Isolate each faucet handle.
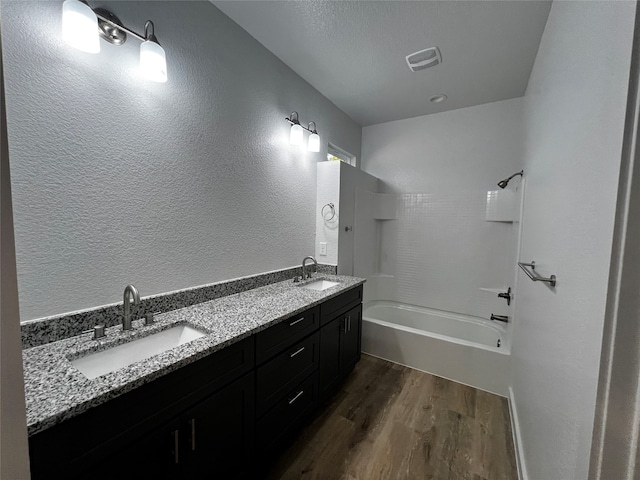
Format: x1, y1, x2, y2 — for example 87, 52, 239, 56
144, 312, 156, 326
93, 325, 106, 340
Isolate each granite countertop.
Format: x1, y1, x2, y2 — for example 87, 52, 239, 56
23, 274, 365, 436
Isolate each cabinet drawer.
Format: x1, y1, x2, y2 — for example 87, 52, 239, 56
256, 331, 319, 417
320, 285, 363, 326
256, 306, 319, 364
256, 372, 318, 454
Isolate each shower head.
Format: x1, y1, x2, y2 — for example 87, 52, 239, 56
497, 170, 523, 189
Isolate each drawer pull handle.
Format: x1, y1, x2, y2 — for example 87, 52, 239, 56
190, 418, 196, 451
348, 315, 351, 332
173, 429, 179, 464
289, 317, 305, 327
290, 346, 305, 358
289, 390, 304, 405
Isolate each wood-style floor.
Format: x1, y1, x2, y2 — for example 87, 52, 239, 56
264, 354, 518, 480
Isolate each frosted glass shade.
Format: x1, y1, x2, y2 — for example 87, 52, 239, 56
289, 123, 303, 145
308, 132, 320, 152
140, 40, 167, 83
62, 0, 100, 54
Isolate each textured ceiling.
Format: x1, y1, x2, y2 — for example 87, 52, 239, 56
214, 1, 552, 126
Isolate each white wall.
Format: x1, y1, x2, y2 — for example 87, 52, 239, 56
315, 162, 341, 266
315, 161, 379, 274
512, 2, 635, 479
0, 1, 361, 321
337, 162, 379, 276
361, 98, 524, 322
362, 97, 524, 195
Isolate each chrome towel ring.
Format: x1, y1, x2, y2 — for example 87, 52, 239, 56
321, 203, 336, 220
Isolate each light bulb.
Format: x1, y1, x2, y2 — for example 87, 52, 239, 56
140, 40, 167, 83
62, 0, 100, 54
308, 132, 320, 152
290, 123, 303, 145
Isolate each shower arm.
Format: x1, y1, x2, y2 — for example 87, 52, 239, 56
505, 170, 524, 182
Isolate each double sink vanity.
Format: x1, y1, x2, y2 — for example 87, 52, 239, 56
24, 271, 364, 479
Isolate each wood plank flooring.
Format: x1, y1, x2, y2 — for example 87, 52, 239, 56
263, 354, 518, 480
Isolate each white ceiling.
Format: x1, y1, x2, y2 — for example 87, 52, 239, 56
214, 1, 551, 126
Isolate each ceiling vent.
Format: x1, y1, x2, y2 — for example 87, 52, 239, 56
405, 47, 442, 72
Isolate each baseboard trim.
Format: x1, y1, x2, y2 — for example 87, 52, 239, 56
508, 386, 528, 480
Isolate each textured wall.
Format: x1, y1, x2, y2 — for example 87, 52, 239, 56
511, 2, 635, 479
0, 1, 361, 321
360, 98, 524, 322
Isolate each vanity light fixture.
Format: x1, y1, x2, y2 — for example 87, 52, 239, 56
61, 0, 168, 83
287, 111, 304, 145
62, 0, 100, 53
285, 112, 321, 151
139, 21, 167, 83
307, 122, 320, 152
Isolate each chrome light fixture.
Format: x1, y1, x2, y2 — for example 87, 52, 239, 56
61, 0, 168, 83
285, 112, 321, 151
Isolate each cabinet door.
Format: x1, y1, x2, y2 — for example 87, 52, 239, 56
77, 418, 182, 480
319, 314, 342, 401
340, 304, 362, 373
181, 373, 254, 479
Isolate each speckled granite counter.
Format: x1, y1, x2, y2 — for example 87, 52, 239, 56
23, 274, 365, 436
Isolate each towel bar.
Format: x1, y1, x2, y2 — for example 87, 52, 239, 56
518, 261, 556, 287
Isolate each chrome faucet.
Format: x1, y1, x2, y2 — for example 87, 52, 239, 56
498, 287, 512, 306
122, 284, 140, 331
302, 256, 318, 280
490, 314, 509, 323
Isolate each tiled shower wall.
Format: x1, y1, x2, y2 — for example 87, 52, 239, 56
377, 191, 518, 320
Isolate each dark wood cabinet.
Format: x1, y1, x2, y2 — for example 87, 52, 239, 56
340, 304, 362, 372
319, 304, 362, 402
83, 417, 182, 480
74, 373, 254, 480
180, 373, 254, 478
256, 331, 319, 416
256, 372, 318, 455
28, 286, 363, 479
256, 306, 319, 363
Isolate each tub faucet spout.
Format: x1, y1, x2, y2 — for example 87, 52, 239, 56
490, 314, 509, 323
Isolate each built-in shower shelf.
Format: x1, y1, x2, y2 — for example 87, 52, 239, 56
371, 273, 395, 279
485, 189, 519, 222
479, 287, 509, 294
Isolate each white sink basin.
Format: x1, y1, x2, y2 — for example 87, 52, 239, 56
302, 280, 340, 291
71, 325, 206, 379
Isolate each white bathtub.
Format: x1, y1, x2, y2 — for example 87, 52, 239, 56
362, 301, 510, 395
